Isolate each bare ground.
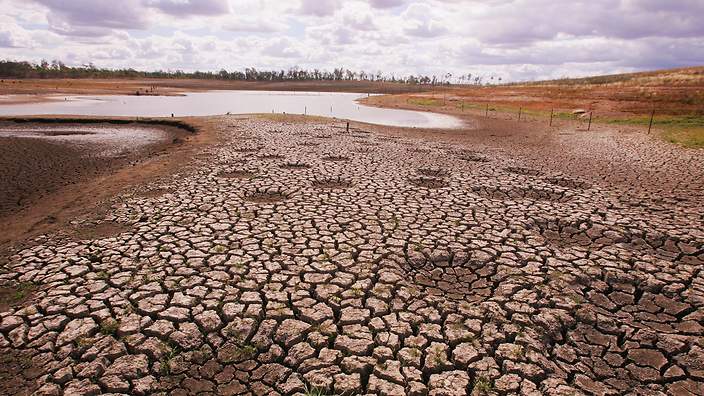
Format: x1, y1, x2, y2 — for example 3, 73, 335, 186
0, 111, 702, 395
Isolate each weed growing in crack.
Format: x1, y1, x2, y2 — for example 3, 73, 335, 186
213, 245, 227, 253
100, 319, 119, 336
8, 282, 35, 302
512, 345, 525, 359
303, 384, 328, 396
74, 336, 95, 349
412, 242, 425, 252
159, 342, 181, 376
473, 376, 494, 394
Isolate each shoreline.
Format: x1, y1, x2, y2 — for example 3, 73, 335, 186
0, 116, 207, 254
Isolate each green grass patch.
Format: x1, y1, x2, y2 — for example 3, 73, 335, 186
408, 97, 445, 106
601, 115, 704, 148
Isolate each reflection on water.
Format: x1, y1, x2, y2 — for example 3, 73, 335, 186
0, 91, 463, 129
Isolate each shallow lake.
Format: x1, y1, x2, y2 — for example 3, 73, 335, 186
0, 91, 463, 129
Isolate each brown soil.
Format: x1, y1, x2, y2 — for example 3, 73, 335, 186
0, 282, 36, 313
0, 348, 40, 396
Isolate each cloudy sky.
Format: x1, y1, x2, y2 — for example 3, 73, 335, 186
1, 0, 703, 81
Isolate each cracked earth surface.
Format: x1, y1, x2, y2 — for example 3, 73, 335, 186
1, 117, 703, 396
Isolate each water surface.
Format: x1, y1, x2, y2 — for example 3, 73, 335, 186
0, 91, 463, 129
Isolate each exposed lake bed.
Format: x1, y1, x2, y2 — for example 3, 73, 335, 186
1, 113, 702, 395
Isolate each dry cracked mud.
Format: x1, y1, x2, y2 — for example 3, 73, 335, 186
1, 117, 703, 396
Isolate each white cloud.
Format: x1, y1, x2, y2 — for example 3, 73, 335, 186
0, 0, 699, 81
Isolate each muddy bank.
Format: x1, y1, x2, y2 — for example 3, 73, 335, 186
0, 119, 200, 249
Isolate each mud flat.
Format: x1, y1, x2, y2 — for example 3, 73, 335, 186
0, 120, 191, 217
0, 114, 702, 395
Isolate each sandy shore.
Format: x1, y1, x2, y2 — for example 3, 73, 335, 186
0, 111, 702, 394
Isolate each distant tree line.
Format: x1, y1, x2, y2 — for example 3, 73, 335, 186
0, 59, 496, 86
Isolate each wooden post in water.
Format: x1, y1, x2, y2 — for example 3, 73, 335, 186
304, 106, 307, 115
549, 108, 554, 126
588, 111, 593, 131
648, 109, 655, 134
346, 122, 349, 132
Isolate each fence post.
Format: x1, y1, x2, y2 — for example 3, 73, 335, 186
485, 103, 489, 117
587, 111, 593, 131
518, 107, 522, 122
549, 108, 554, 126
346, 122, 349, 132
648, 109, 655, 134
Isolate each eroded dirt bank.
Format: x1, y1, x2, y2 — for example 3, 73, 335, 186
0, 114, 702, 395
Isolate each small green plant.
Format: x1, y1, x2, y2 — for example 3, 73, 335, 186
450, 322, 465, 331
303, 384, 328, 396
461, 334, 476, 343
160, 342, 180, 375
512, 345, 525, 359
238, 344, 257, 359
569, 294, 584, 305
213, 245, 227, 253
11, 282, 35, 302
432, 347, 445, 365
351, 286, 364, 297
392, 216, 400, 227
75, 336, 95, 348
100, 319, 120, 336
473, 376, 494, 394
